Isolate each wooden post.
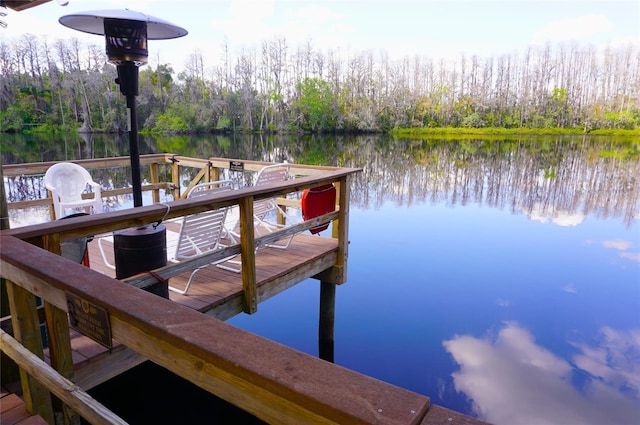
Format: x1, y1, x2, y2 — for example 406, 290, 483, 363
6, 281, 55, 424
0, 155, 8, 232
211, 163, 220, 182
41, 234, 81, 425
314, 176, 351, 285
171, 159, 180, 201
334, 176, 350, 282
45, 301, 81, 425
48, 191, 56, 221
318, 281, 336, 363
0, 157, 22, 387
238, 196, 257, 314
317, 176, 349, 361
149, 162, 160, 204
277, 203, 286, 226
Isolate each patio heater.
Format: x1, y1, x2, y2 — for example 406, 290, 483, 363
59, 10, 187, 297
59, 9, 187, 207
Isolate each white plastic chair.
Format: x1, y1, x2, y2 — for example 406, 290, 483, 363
44, 162, 103, 219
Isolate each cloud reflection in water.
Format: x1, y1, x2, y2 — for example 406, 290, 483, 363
602, 238, 640, 263
525, 203, 586, 227
443, 322, 640, 425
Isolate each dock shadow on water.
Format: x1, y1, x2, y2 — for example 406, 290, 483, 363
86, 361, 266, 424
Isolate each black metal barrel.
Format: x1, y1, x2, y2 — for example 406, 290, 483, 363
114, 224, 168, 298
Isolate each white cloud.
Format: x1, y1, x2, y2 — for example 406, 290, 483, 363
533, 13, 613, 44
443, 322, 640, 425
211, 0, 275, 46
279, 4, 352, 51
562, 284, 577, 294
210, 2, 351, 53
228, 0, 275, 20
3, 0, 639, 77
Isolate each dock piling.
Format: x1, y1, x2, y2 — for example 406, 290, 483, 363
319, 280, 336, 363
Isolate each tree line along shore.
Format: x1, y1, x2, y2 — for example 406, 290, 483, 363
1, 35, 638, 135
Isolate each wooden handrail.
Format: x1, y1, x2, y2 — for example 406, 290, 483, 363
4, 154, 173, 216
2, 154, 169, 177
0, 329, 128, 425
0, 234, 430, 424
3, 154, 354, 215
4, 170, 357, 242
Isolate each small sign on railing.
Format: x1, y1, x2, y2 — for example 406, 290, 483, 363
230, 161, 244, 172
66, 292, 113, 349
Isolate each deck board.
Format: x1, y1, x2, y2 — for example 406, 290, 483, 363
0, 391, 48, 425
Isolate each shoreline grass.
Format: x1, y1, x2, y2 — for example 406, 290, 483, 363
390, 127, 640, 137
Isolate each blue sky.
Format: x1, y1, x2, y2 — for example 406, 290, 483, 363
2, 0, 638, 72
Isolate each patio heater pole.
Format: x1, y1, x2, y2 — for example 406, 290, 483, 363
59, 11, 187, 297
117, 63, 143, 207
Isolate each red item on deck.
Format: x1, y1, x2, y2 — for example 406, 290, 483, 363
301, 184, 336, 234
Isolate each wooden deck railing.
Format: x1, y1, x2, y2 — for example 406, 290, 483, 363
5, 165, 355, 309
2, 154, 357, 215
3, 155, 171, 217
1, 160, 433, 424
3, 156, 359, 319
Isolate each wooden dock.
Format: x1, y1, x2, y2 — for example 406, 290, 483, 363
1, 156, 488, 424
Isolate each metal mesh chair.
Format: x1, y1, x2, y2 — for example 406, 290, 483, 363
251, 163, 297, 249
168, 180, 239, 294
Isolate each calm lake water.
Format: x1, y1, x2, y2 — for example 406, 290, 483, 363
3, 133, 639, 424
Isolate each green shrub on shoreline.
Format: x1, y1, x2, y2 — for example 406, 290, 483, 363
390, 127, 640, 137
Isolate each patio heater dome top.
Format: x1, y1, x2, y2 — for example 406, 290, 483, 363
58, 9, 188, 39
